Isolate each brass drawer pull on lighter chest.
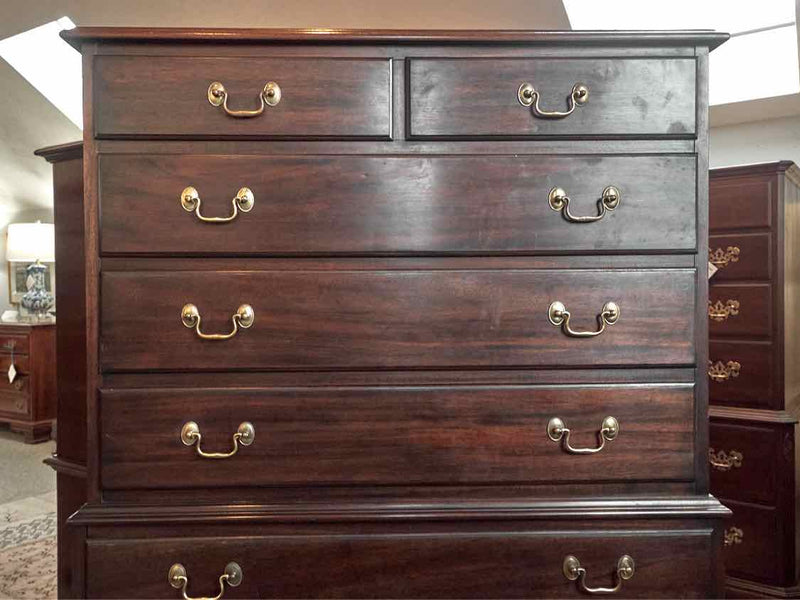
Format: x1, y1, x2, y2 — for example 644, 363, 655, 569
563, 555, 634, 595
517, 82, 589, 118
548, 301, 620, 338
547, 416, 619, 454
181, 186, 254, 223
708, 299, 740, 322
707, 360, 741, 383
724, 527, 744, 547
181, 421, 255, 459
181, 303, 254, 340
168, 562, 242, 600
548, 186, 620, 223
709, 246, 740, 269
708, 448, 743, 471
207, 80, 281, 117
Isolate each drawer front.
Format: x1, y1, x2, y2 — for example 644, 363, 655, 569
93, 56, 391, 139
0, 334, 29, 355
709, 233, 771, 281
99, 154, 697, 255
708, 284, 772, 337
86, 527, 715, 598
709, 175, 773, 230
0, 353, 30, 374
100, 269, 695, 372
408, 58, 696, 138
0, 376, 30, 416
708, 341, 778, 409
721, 501, 786, 585
709, 421, 777, 505
100, 384, 694, 490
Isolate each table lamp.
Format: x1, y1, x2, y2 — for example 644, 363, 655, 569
6, 221, 55, 320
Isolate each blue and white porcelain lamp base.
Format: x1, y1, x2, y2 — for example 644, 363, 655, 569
20, 260, 54, 321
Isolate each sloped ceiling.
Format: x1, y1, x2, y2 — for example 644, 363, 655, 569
0, 0, 570, 211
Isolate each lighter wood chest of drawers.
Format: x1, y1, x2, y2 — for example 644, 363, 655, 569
708, 161, 800, 598
55, 27, 728, 598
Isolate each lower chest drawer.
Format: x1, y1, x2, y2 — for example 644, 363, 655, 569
100, 269, 696, 372
721, 501, 791, 585
85, 524, 716, 598
100, 384, 694, 490
709, 420, 780, 505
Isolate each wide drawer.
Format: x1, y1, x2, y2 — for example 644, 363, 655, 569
93, 56, 391, 139
707, 284, 772, 338
99, 154, 697, 255
0, 333, 29, 355
708, 341, 778, 409
721, 501, 787, 585
709, 421, 778, 506
408, 58, 696, 138
708, 233, 771, 281
86, 525, 716, 598
0, 377, 29, 416
0, 353, 29, 374
100, 269, 696, 372
709, 174, 773, 231
100, 384, 694, 490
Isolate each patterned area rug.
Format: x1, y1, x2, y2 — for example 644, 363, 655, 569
0, 492, 56, 600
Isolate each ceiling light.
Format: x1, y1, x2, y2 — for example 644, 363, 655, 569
0, 17, 82, 129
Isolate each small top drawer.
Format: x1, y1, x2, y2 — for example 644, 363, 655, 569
93, 56, 391, 139
408, 58, 696, 138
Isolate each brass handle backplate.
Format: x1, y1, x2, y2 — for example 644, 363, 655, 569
708, 299, 740, 322
548, 301, 619, 338
169, 562, 242, 600
563, 555, 634, 595
207, 80, 281, 117
708, 448, 743, 471
181, 303, 254, 340
518, 82, 589, 118
708, 360, 741, 383
181, 186, 254, 223
181, 421, 255, 459
548, 186, 620, 223
547, 416, 619, 454
724, 527, 744, 547
709, 246, 740, 269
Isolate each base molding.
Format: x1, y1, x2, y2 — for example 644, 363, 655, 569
727, 576, 800, 599
70, 495, 730, 526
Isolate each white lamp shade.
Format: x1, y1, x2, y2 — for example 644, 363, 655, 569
6, 222, 55, 263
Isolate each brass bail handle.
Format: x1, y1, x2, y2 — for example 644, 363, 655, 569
181, 303, 255, 340
181, 186, 255, 223
563, 555, 635, 595
518, 82, 589, 118
548, 301, 620, 338
181, 421, 255, 459
708, 448, 743, 471
207, 81, 281, 117
547, 416, 619, 454
168, 562, 243, 600
548, 186, 620, 223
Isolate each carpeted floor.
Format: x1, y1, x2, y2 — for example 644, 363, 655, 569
0, 492, 57, 599
0, 427, 56, 505
0, 426, 57, 599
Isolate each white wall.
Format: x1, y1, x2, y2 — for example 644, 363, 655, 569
710, 114, 800, 168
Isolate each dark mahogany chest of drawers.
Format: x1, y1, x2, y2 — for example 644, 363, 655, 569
708, 161, 800, 598
55, 27, 727, 598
